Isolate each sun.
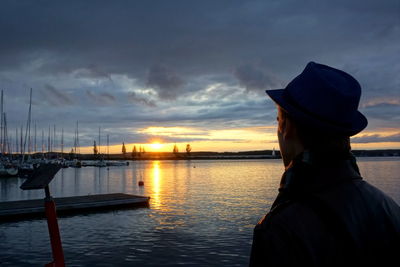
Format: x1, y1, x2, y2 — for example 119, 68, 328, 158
150, 142, 163, 150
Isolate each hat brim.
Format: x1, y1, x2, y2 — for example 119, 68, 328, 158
266, 89, 368, 136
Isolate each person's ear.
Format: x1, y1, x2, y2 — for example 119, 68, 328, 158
278, 110, 286, 134
284, 117, 297, 139
278, 107, 297, 139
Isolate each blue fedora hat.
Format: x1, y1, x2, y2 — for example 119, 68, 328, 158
266, 62, 367, 136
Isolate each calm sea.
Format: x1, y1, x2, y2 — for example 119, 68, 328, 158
1, 158, 399, 266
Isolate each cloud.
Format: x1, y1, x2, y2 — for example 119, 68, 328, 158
0, 0, 399, 149
351, 132, 400, 143
73, 65, 112, 80
128, 92, 157, 107
234, 64, 281, 92
100, 93, 115, 101
137, 126, 274, 143
86, 90, 116, 105
146, 64, 185, 100
360, 97, 400, 108
361, 103, 400, 121
41, 84, 73, 106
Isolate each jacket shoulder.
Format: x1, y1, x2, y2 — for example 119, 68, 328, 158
251, 201, 328, 266
354, 180, 400, 227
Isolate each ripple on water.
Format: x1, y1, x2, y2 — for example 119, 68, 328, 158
0, 158, 398, 266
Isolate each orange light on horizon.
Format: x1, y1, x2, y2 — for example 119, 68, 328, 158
61, 126, 400, 154
150, 141, 163, 151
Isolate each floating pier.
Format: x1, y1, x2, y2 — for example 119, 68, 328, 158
0, 193, 150, 221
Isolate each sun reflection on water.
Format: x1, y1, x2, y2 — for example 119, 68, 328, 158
151, 160, 162, 209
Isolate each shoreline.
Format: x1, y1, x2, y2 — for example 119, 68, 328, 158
2, 149, 399, 161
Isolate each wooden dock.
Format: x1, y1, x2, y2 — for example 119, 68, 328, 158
0, 193, 150, 221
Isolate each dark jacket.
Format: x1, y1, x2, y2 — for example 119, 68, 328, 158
250, 152, 400, 266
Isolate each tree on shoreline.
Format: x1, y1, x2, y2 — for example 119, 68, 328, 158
186, 144, 191, 156
93, 140, 98, 155
132, 145, 137, 158
173, 144, 179, 156
122, 142, 126, 158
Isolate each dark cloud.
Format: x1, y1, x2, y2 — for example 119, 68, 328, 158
1, 0, 397, 79
361, 103, 400, 121
0, 0, 399, 148
41, 84, 73, 106
100, 93, 116, 101
147, 64, 185, 100
351, 133, 400, 143
234, 64, 281, 92
86, 90, 116, 105
128, 92, 157, 107
73, 65, 112, 80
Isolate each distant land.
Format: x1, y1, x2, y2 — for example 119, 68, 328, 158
23, 149, 400, 161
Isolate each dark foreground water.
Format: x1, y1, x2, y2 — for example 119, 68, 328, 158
1, 158, 399, 266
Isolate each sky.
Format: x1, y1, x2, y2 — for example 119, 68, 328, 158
0, 0, 399, 153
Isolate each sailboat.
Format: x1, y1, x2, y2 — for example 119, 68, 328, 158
0, 90, 19, 177
68, 121, 82, 168
94, 126, 106, 167
18, 88, 37, 177
0, 163, 18, 177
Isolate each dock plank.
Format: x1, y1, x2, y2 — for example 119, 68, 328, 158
0, 193, 150, 221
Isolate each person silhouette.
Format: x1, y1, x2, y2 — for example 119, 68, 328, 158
250, 62, 400, 266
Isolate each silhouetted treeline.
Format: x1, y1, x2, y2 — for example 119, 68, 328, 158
5, 149, 399, 161
352, 149, 400, 157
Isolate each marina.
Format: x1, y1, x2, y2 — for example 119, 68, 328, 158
1, 1, 399, 265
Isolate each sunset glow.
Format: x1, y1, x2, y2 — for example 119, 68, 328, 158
150, 142, 163, 151
73, 125, 400, 154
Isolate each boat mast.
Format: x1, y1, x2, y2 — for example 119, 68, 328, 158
48, 125, 51, 158
15, 128, 18, 157
0, 89, 3, 155
3, 112, 7, 154
6, 113, 12, 155
73, 126, 76, 155
53, 124, 56, 157
20, 125, 23, 156
6, 121, 11, 156
28, 90, 32, 155
42, 129, 44, 158
61, 128, 64, 156
76, 121, 80, 155
22, 88, 32, 162
98, 126, 101, 155
107, 134, 109, 159
34, 122, 37, 154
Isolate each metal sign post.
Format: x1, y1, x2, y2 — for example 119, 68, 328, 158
20, 164, 65, 267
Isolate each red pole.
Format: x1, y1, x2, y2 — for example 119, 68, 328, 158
44, 191, 65, 267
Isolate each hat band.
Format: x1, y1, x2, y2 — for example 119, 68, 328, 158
282, 91, 353, 129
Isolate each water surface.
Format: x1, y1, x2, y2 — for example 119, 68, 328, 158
0, 158, 399, 266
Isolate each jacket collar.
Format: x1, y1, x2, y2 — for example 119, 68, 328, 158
279, 150, 362, 196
